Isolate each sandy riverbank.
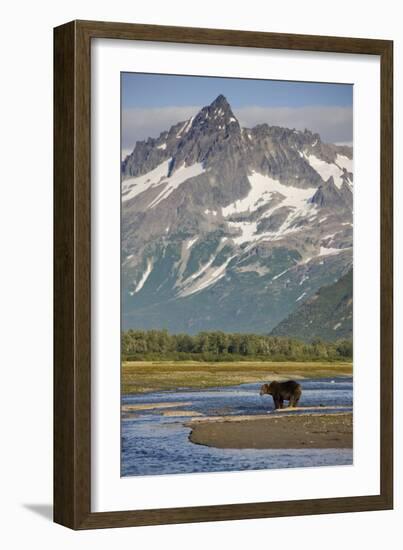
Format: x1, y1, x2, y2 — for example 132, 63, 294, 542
186, 412, 352, 449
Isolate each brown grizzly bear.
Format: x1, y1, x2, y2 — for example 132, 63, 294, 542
259, 380, 302, 409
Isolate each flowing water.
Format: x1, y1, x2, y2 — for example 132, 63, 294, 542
121, 376, 353, 477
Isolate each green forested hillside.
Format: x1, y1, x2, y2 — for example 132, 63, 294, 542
271, 270, 352, 342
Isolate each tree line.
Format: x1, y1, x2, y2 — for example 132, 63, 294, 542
122, 329, 352, 361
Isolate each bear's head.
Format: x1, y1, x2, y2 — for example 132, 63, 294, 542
259, 383, 271, 396
259, 381, 279, 396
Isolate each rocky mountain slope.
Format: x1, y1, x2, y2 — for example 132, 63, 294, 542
121, 94, 353, 335
271, 269, 353, 341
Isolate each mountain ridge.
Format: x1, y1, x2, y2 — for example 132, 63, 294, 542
270, 269, 353, 341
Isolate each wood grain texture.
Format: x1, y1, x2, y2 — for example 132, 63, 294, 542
54, 20, 91, 528
380, 40, 393, 507
54, 19, 393, 530
54, 21, 76, 528
76, 19, 391, 54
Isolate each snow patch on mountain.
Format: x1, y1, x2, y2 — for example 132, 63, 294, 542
236, 263, 270, 276
186, 236, 198, 250
227, 220, 259, 244
176, 117, 195, 138
223, 172, 316, 217
186, 256, 216, 283
319, 246, 346, 256
181, 116, 194, 135
122, 160, 170, 202
225, 172, 319, 247
179, 256, 235, 297
130, 259, 153, 295
147, 163, 205, 208
122, 160, 205, 206
336, 154, 353, 173
304, 154, 345, 189
272, 268, 290, 281
257, 204, 318, 244
321, 233, 337, 242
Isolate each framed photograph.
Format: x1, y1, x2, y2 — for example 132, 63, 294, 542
54, 20, 393, 529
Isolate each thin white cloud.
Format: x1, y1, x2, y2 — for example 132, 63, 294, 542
334, 141, 353, 147
122, 105, 353, 153
235, 105, 353, 144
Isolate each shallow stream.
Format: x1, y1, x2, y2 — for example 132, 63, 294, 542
121, 376, 353, 477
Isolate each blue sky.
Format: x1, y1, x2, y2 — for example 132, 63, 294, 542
122, 73, 352, 109
121, 73, 353, 152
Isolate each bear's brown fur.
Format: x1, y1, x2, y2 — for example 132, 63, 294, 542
259, 380, 302, 409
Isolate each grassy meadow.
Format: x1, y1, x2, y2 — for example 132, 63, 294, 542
121, 360, 353, 395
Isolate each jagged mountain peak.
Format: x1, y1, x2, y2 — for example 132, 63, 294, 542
310, 176, 352, 212
207, 93, 233, 113
191, 94, 239, 131
211, 93, 229, 106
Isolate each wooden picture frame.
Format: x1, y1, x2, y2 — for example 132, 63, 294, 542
54, 19, 393, 529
